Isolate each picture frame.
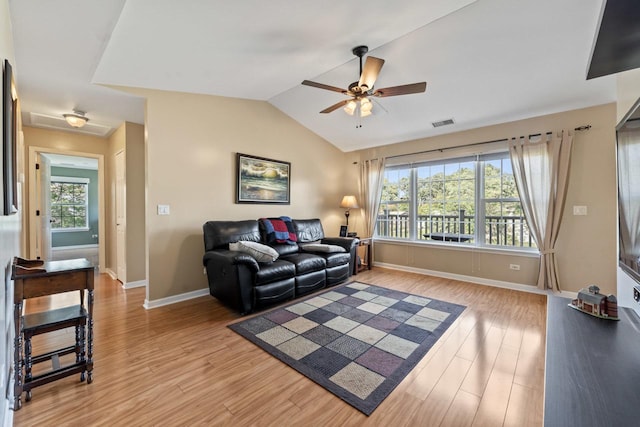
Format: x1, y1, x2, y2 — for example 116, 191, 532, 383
339, 225, 348, 237
2, 59, 17, 215
236, 153, 290, 204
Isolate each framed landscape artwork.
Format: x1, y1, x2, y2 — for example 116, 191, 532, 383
236, 153, 290, 204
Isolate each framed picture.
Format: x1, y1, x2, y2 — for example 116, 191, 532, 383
2, 59, 17, 215
236, 153, 290, 204
339, 225, 348, 237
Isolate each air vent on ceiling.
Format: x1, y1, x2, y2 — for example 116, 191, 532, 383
29, 112, 112, 137
432, 118, 455, 128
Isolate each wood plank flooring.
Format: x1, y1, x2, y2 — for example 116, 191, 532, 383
13, 268, 546, 426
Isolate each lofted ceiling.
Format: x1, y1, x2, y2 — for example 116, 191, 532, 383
8, 0, 616, 152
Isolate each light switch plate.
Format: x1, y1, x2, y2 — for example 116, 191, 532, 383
157, 204, 170, 215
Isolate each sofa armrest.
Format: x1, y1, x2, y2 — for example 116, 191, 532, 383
321, 237, 358, 251
203, 249, 259, 314
321, 237, 358, 276
203, 249, 259, 272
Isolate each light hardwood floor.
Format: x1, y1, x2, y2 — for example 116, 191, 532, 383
13, 268, 546, 426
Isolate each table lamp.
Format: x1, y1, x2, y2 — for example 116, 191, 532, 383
340, 195, 359, 228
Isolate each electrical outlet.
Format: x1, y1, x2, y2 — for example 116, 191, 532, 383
509, 264, 520, 271
573, 205, 588, 216
203, 267, 207, 276
157, 204, 170, 215
634, 285, 640, 303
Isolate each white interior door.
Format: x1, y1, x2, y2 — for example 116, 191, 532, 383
115, 150, 126, 283
36, 153, 52, 260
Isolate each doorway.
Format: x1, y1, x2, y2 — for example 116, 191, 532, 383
28, 147, 106, 271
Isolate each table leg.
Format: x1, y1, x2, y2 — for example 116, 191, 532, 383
13, 302, 22, 410
87, 289, 94, 384
23, 333, 33, 384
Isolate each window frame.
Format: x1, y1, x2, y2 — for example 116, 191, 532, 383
50, 176, 90, 232
375, 151, 536, 252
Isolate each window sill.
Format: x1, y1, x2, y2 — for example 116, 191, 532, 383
373, 237, 540, 258
52, 228, 90, 233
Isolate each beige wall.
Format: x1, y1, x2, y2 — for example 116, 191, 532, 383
131, 89, 347, 302
105, 122, 145, 283
348, 103, 618, 294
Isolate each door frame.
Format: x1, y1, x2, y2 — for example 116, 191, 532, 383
28, 146, 106, 272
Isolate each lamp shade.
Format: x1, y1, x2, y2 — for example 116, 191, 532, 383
63, 110, 89, 128
340, 195, 359, 209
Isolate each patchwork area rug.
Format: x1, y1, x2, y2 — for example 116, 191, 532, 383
228, 282, 466, 415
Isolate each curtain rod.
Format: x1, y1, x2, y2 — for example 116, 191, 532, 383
381, 125, 591, 161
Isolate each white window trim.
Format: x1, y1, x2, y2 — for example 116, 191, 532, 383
376, 150, 536, 251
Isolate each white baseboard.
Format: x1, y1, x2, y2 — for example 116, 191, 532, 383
105, 268, 117, 280
2, 397, 12, 427
375, 262, 577, 299
144, 288, 210, 310
122, 279, 146, 290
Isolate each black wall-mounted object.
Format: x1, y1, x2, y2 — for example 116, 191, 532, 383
3, 59, 17, 215
588, 0, 640, 79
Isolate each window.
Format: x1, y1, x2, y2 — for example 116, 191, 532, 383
378, 167, 411, 238
376, 151, 535, 249
50, 176, 89, 230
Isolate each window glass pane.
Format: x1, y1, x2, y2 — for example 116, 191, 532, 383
377, 168, 411, 239
50, 184, 61, 203
73, 184, 87, 204
501, 172, 518, 199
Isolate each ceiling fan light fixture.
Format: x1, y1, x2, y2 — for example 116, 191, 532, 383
344, 100, 357, 116
63, 110, 89, 128
360, 98, 373, 116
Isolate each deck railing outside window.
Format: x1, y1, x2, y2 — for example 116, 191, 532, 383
376, 211, 535, 248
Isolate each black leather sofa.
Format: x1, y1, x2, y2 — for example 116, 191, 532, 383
203, 218, 358, 314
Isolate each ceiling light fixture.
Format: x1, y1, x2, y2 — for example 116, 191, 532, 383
63, 110, 89, 128
343, 98, 373, 118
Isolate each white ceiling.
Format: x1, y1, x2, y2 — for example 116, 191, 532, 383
8, 0, 616, 151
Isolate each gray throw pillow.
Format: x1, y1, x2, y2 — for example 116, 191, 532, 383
229, 241, 279, 263
300, 243, 346, 253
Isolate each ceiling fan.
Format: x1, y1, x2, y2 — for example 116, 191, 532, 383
302, 45, 427, 119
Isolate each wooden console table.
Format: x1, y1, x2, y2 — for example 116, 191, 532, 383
11, 258, 95, 410
544, 296, 640, 426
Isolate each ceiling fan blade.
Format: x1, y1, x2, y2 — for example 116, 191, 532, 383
320, 99, 350, 114
302, 80, 347, 94
373, 82, 427, 97
358, 56, 385, 90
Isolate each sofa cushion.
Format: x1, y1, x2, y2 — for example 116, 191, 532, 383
260, 217, 297, 245
315, 252, 351, 268
281, 253, 326, 275
271, 243, 300, 256
255, 260, 296, 285
229, 241, 279, 263
293, 219, 325, 243
203, 220, 260, 251
300, 243, 346, 253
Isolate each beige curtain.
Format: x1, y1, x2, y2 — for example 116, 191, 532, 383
618, 128, 640, 269
359, 158, 386, 238
509, 130, 573, 291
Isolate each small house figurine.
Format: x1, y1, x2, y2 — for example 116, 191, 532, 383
569, 285, 619, 320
